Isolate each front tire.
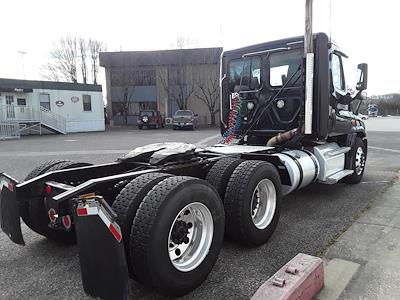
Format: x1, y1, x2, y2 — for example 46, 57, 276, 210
130, 176, 224, 296
344, 137, 367, 184
224, 160, 282, 247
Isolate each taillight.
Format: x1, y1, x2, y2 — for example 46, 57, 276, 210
45, 185, 53, 195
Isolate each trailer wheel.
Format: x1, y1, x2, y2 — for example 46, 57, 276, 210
111, 172, 172, 275
224, 160, 282, 247
130, 176, 224, 296
28, 161, 92, 244
344, 137, 367, 184
206, 157, 243, 200
21, 160, 72, 232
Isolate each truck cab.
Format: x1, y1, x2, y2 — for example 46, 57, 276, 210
220, 33, 368, 145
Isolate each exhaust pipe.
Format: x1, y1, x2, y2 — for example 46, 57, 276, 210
304, 0, 314, 134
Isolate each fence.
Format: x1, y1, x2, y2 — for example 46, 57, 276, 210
0, 122, 20, 140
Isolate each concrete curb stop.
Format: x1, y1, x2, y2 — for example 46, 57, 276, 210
251, 253, 324, 300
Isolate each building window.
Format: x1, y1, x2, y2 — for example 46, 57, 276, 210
39, 93, 51, 111
6, 95, 14, 105
17, 98, 26, 106
83, 95, 92, 111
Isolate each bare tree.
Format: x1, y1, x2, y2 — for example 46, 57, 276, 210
42, 36, 105, 84
78, 38, 88, 84
195, 67, 220, 126
113, 69, 135, 124
157, 37, 197, 111
88, 39, 105, 84
158, 62, 195, 110
173, 36, 198, 49
43, 36, 78, 83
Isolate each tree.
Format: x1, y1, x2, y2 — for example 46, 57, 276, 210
43, 36, 78, 83
195, 67, 220, 126
157, 37, 196, 111
112, 69, 135, 125
42, 36, 105, 84
88, 39, 105, 84
78, 38, 88, 84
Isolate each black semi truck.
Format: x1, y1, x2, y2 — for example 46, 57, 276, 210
0, 33, 368, 299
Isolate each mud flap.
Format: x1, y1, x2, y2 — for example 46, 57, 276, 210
0, 173, 24, 245
73, 196, 130, 300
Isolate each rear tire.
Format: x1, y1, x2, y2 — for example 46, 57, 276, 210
138, 125, 143, 130
28, 161, 92, 244
344, 137, 367, 184
206, 157, 243, 200
21, 160, 72, 232
111, 172, 172, 275
130, 176, 224, 296
224, 160, 282, 247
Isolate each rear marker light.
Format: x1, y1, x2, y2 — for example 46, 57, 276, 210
77, 207, 88, 216
45, 185, 53, 195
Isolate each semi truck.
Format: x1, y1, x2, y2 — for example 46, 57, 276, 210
0, 23, 368, 300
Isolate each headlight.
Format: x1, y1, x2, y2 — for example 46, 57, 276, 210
143, 116, 148, 122
247, 102, 255, 110
276, 99, 285, 109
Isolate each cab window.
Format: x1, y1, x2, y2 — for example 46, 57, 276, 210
269, 49, 303, 87
331, 54, 345, 91
228, 56, 261, 92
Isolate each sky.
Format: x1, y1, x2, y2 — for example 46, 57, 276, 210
0, 0, 399, 96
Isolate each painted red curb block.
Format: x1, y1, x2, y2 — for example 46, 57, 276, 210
251, 253, 324, 300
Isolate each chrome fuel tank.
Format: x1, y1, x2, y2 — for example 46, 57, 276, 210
274, 150, 320, 195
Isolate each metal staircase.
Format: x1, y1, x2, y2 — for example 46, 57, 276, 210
0, 105, 66, 138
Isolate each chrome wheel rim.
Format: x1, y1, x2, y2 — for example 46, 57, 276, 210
355, 146, 366, 175
250, 179, 277, 230
168, 202, 213, 272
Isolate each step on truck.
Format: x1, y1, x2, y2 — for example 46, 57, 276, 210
0, 33, 368, 299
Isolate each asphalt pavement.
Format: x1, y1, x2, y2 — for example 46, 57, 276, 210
0, 122, 399, 300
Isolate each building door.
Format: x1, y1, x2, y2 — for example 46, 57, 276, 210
5, 95, 15, 118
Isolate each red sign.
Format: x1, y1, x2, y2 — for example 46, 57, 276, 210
55, 100, 64, 107
71, 96, 79, 103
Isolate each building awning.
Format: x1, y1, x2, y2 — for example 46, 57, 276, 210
0, 87, 33, 93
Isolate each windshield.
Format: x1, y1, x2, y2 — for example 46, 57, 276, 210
175, 110, 192, 116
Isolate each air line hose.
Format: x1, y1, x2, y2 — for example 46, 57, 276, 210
222, 93, 242, 144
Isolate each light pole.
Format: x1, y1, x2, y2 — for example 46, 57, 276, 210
18, 50, 27, 79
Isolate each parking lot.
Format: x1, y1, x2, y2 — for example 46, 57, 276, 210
1, 120, 400, 300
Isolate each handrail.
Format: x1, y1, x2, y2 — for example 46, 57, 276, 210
0, 105, 66, 134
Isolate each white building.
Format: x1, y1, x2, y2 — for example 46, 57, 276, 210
0, 78, 104, 135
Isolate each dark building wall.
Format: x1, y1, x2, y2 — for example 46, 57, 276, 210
100, 47, 223, 126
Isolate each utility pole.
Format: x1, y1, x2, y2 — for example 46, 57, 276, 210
18, 50, 27, 79
304, 0, 314, 134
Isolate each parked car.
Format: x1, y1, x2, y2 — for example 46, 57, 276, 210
172, 110, 198, 130
137, 110, 164, 129
358, 113, 368, 120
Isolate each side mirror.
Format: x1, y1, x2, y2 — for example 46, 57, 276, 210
356, 63, 368, 91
